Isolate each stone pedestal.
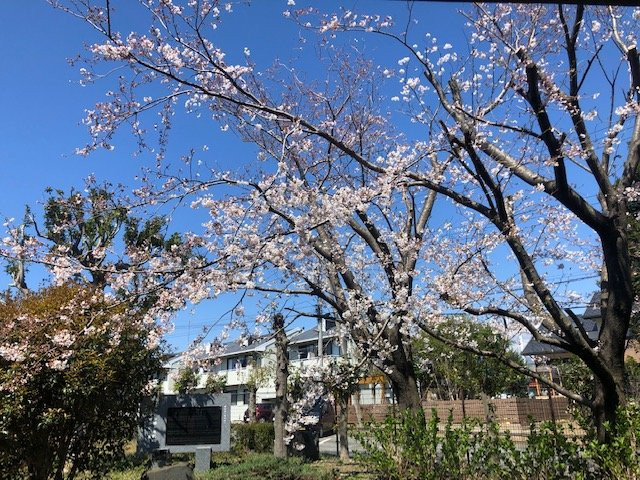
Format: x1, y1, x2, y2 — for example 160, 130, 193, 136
142, 462, 194, 480
194, 447, 211, 472
150, 449, 170, 469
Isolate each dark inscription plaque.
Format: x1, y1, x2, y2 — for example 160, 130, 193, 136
165, 406, 222, 445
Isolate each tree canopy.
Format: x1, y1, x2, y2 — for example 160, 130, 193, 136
0, 284, 164, 480
10, 1, 640, 441
414, 317, 528, 401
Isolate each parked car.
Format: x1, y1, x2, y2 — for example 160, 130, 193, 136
288, 399, 335, 459
243, 402, 274, 422
306, 399, 335, 438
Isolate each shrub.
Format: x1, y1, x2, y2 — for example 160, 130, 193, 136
354, 409, 517, 480
204, 373, 226, 394
174, 367, 200, 394
355, 405, 640, 480
583, 403, 640, 480
512, 422, 589, 480
0, 285, 164, 480
199, 453, 330, 480
232, 422, 275, 453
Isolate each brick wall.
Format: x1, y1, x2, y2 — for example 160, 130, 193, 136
348, 397, 571, 425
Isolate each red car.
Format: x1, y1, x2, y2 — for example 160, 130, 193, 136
243, 402, 274, 422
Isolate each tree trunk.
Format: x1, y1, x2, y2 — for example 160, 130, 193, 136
248, 385, 257, 423
352, 389, 364, 428
337, 390, 350, 461
592, 350, 626, 443
27, 436, 55, 480
273, 313, 289, 458
387, 364, 422, 410
460, 389, 467, 420
590, 224, 632, 443
385, 326, 423, 411
27, 457, 52, 480
480, 392, 494, 424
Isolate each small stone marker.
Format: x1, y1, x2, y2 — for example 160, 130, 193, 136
151, 448, 170, 468
194, 447, 211, 472
141, 462, 194, 480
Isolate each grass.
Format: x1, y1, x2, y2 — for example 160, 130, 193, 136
198, 453, 331, 480
90, 451, 374, 480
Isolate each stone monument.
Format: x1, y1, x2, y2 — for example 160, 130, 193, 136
138, 394, 231, 472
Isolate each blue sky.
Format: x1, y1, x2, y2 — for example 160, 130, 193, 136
0, 1, 603, 352
0, 1, 471, 351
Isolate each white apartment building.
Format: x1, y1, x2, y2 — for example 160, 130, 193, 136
161, 322, 348, 422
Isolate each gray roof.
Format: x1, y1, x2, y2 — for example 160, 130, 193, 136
582, 292, 602, 320
288, 327, 336, 346
164, 333, 277, 368
165, 325, 334, 368
221, 334, 274, 356
521, 318, 599, 356
522, 293, 601, 357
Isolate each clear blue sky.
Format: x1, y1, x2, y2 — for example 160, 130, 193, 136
0, 1, 600, 352
0, 1, 470, 351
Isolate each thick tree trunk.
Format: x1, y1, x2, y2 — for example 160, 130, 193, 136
337, 390, 350, 461
385, 327, 422, 410
592, 353, 626, 443
590, 224, 632, 442
387, 363, 422, 410
592, 368, 625, 442
27, 436, 55, 480
27, 456, 52, 480
273, 313, 289, 458
248, 385, 257, 423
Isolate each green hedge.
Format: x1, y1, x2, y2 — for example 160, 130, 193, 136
354, 404, 640, 480
231, 423, 275, 453
199, 453, 330, 480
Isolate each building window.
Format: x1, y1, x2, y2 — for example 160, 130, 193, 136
226, 356, 248, 370
298, 344, 318, 360
230, 388, 249, 405
323, 340, 340, 356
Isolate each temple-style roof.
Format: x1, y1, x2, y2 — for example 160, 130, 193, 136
521, 293, 600, 357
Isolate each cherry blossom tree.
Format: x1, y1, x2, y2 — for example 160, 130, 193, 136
320, 3, 638, 442
45, 0, 446, 410
0, 183, 194, 381
44, 0, 640, 442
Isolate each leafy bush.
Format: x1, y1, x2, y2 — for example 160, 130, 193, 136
232, 422, 275, 453
174, 367, 200, 394
0, 285, 164, 480
513, 422, 589, 480
199, 453, 330, 480
355, 405, 640, 480
354, 409, 516, 480
204, 373, 227, 394
582, 402, 640, 480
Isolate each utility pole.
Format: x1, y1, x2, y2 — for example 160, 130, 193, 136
317, 298, 323, 367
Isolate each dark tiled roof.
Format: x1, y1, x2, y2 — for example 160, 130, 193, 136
521, 341, 567, 356
522, 293, 600, 356
520, 322, 598, 355
583, 292, 602, 320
